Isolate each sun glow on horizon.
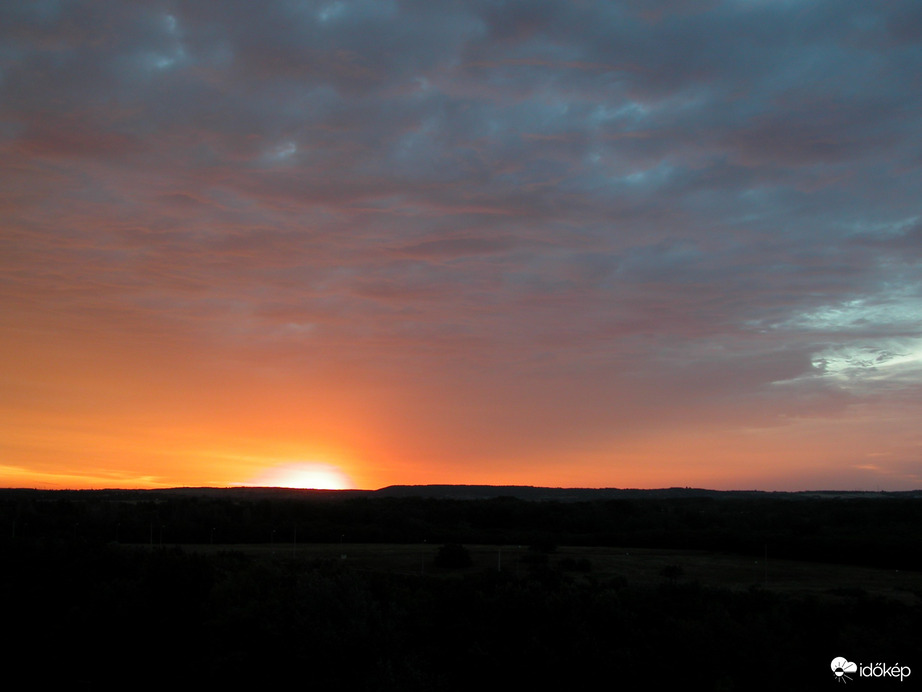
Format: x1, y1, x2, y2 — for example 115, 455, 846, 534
244, 462, 353, 490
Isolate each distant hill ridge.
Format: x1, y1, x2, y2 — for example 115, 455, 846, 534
2, 485, 918, 501
371, 485, 922, 500
373, 485, 749, 500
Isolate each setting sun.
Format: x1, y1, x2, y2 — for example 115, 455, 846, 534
245, 462, 353, 490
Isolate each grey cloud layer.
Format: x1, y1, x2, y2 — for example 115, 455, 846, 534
3, 0, 921, 417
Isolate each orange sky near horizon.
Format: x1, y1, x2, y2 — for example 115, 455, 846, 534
4, 320, 917, 490
3, 2, 922, 491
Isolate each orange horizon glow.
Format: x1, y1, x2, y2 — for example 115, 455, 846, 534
2, 410, 918, 492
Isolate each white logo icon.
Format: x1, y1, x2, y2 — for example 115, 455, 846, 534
831, 657, 858, 683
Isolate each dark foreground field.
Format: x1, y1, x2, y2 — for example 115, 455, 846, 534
174, 541, 921, 604
3, 488, 920, 689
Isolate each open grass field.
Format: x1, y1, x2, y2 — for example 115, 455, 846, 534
167, 542, 922, 605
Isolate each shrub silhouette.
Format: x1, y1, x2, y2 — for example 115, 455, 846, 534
434, 543, 472, 568
660, 564, 684, 582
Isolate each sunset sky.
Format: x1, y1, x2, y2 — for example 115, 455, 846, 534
2, 1, 922, 491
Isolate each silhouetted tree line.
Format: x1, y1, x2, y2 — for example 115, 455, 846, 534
3, 490, 922, 570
